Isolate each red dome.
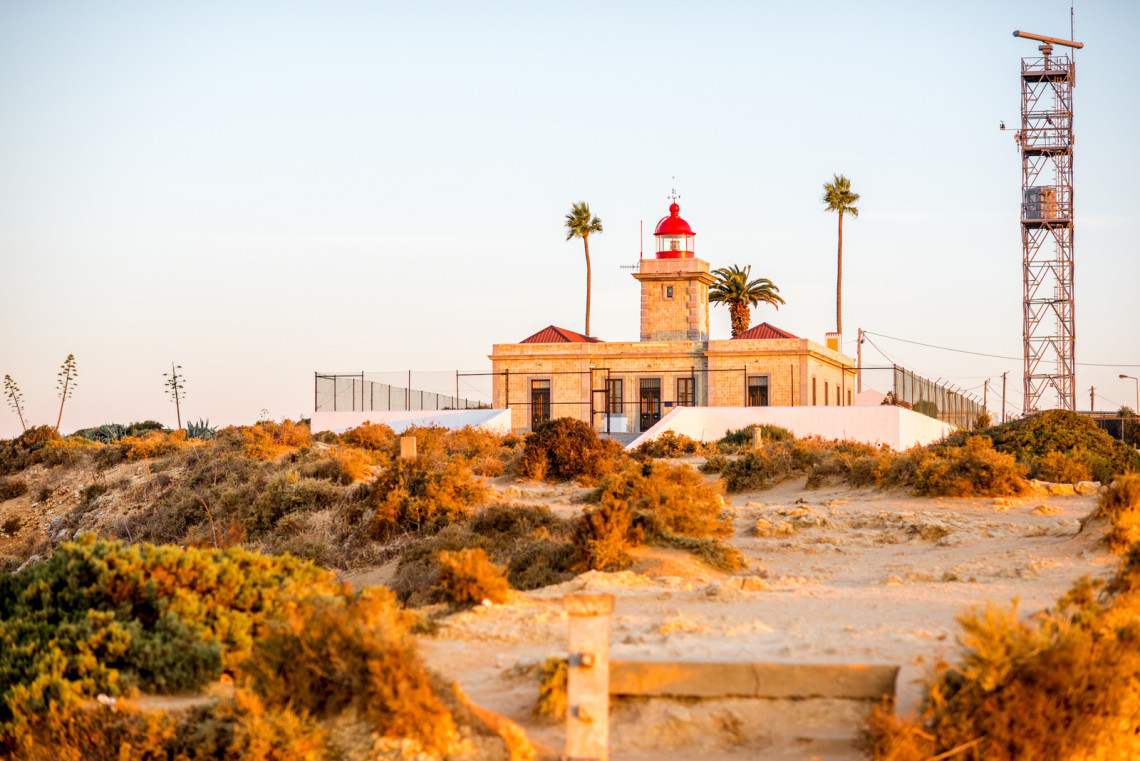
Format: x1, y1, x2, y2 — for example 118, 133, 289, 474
654, 202, 695, 236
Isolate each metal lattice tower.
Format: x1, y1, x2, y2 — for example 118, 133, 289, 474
1014, 30, 1083, 413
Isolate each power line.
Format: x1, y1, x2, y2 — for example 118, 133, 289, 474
864, 331, 1140, 368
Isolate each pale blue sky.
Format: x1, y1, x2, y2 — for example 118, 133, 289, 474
2, 0, 1138, 437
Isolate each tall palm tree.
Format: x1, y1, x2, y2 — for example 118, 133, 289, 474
564, 201, 603, 337
709, 265, 785, 337
822, 174, 859, 336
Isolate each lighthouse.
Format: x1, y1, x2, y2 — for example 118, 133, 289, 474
632, 200, 715, 341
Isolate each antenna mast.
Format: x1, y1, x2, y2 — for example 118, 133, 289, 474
1013, 29, 1083, 413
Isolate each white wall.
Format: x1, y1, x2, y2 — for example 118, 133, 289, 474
311, 408, 512, 435
627, 406, 952, 451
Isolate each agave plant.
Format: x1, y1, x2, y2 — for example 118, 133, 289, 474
185, 418, 218, 440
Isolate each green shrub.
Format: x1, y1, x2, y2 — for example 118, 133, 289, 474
716, 423, 793, 451
633, 431, 708, 459
1035, 448, 1094, 483
435, 548, 510, 606
721, 446, 799, 492
517, 418, 626, 483
956, 409, 1139, 482
243, 472, 345, 537
700, 453, 730, 473
0, 477, 27, 502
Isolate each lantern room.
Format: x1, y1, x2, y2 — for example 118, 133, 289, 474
654, 202, 695, 258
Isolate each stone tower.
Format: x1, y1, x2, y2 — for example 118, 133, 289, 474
632, 200, 715, 341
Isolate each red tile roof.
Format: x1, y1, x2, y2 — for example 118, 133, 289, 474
731, 322, 799, 340
520, 325, 603, 344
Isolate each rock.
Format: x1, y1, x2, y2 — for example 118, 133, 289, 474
907, 522, 951, 541
993, 498, 1021, 507
725, 576, 771, 592
746, 501, 766, 508
16, 554, 41, 572
1047, 483, 1077, 497
1075, 481, 1101, 496
754, 519, 796, 537
1033, 504, 1062, 516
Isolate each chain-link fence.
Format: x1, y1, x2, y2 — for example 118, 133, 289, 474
314, 373, 490, 413
1086, 413, 1140, 448
891, 365, 986, 429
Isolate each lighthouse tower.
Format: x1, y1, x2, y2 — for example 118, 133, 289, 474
632, 200, 715, 341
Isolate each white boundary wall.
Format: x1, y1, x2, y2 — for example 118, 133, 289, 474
628, 406, 952, 451
311, 409, 512, 435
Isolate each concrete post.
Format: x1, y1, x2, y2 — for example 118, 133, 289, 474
752, 426, 763, 450
399, 436, 417, 460
564, 594, 613, 761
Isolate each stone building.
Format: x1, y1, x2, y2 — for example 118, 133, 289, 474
489, 201, 857, 434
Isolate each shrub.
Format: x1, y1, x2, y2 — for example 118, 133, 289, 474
592, 461, 730, 539
366, 452, 489, 539
390, 505, 576, 605
573, 499, 641, 571
1035, 448, 1094, 483
1085, 474, 1140, 552
243, 473, 346, 537
517, 418, 625, 483
536, 658, 568, 720
700, 453, 730, 473
960, 409, 1139, 482
0, 535, 339, 750
913, 436, 1029, 497
233, 419, 312, 460
716, 423, 793, 451
0, 477, 27, 502
435, 548, 510, 606
243, 587, 460, 755
721, 446, 799, 492
634, 431, 708, 458
863, 572, 1140, 761
338, 421, 396, 450
121, 429, 189, 461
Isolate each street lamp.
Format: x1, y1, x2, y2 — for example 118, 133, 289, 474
1121, 374, 1139, 414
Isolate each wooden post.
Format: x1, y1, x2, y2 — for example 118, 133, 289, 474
752, 426, 763, 450
399, 436, 417, 460
564, 594, 613, 761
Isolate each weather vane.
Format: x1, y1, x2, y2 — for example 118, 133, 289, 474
669, 177, 680, 204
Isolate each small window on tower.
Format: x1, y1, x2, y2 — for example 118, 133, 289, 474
665, 286, 674, 299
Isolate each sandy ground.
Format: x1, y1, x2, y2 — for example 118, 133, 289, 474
414, 474, 1115, 761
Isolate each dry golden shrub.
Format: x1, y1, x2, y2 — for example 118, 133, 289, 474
120, 429, 188, 461
331, 446, 373, 482
435, 547, 510, 606
1036, 448, 1095, 484
573, 499, 641, 572
338, 422, 396, 451
865, 550, 1140, 761
366, 452, 489, 539
593, 461, 730, 539
913, 436, 1029, 497
238, 420, 312, 460
3, 698, 180, 761
244, 587, 459, 756
1086, 474, 1140, 552
633, 431, 709, 459
535, 658, 568, 721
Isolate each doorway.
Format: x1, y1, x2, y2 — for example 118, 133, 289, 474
530, 379, 550, 430
639, 378, 661, 431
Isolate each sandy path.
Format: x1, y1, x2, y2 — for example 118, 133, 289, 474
415, 476, 1114, 760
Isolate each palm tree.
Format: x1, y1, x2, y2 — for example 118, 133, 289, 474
564, 202, 603, 337
822, 174, 859, 336
709, 265, 785, 337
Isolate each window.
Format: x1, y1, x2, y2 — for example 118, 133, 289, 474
847, 390, 852, 406
747, 376, 769, 407
664, 285, 674, 299
837, 387, 841, 406
824, 381, 829, 406
677, 377, 695, 407
606, 378, 623, 415
812, 377, 817, 406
